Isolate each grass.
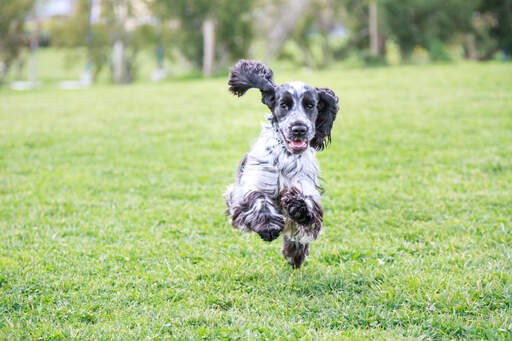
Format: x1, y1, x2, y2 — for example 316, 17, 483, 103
4, 47, 197, 87
1, 62, 511, 339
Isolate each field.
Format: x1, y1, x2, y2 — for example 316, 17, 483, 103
1, 62, 511, 339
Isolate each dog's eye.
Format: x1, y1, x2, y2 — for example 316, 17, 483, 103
280, 102, 289, 110
304, 103, 314, 110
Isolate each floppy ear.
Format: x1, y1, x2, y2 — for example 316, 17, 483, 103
310, 87, 339, 151
228, 60, 276, 110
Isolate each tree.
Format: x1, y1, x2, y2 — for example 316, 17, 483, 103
334, 0, 387, 61
338, 0, 479, 62
379, 0, 476, 59
0, 0, 36, 85
154, 0, 254, 76
471, 0, 512, 59
51, 0, 155, 83
257, 0, 312, 62
274, 0, 345, 69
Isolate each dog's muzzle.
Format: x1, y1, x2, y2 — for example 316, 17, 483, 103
285, 123, 309, 154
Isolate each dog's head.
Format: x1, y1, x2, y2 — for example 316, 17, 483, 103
228, 60, 339, 153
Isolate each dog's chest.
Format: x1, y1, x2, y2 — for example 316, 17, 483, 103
249, 125, 319, 193
272, 148, 318, 191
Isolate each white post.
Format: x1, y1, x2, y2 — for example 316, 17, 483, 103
112, 39, 125, 83
112, 1, 128, 83
369, 0, 378, 56
202, 18, 215, 77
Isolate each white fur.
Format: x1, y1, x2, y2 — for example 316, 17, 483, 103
287, 81, 307, 95
225, 118, 321, 242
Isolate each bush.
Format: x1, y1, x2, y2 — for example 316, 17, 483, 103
428, 39, 452, 62
360, 51, 387, 67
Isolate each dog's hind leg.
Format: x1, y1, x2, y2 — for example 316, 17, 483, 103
282, 235, 309, 269
279, 187, 323, 268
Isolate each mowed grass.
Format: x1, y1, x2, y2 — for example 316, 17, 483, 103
1, 62, 511, 339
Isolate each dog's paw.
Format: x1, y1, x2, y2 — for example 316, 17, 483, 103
288, 203, 315, 226
257, 226, 282, 242
254, 215, 284, 242
281, 187, 315, 226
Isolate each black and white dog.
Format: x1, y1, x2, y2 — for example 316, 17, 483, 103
224, 60, 339, 268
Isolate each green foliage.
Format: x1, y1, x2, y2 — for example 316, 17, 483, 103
50, 0, 109, 78
476, 0, 512, 55
51, 0, 158, 82
380, 0, 476, 57
154, 0, 253, 70
428, 39, 452, 62
216, 1, 253, 62
51, 0, 253, 77
0, 0, 36, 84
468, 11, 499, 60
287, 0, 345, 69
338, 0, 509, 63
1, 63, 511, 338
42, 0, 512, 76
358, 50, 387, 66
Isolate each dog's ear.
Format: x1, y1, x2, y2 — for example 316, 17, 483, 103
228, 60, 276, 110
310, 87, 339, 151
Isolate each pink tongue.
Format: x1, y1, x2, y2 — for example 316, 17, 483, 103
290, 140, 306, 148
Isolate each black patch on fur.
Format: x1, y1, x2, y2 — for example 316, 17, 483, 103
231, 191, 284, 242
310, 198, 324, 230
280, 187, 323, 228
310, 87, 339, 151
228, 60, 276, 109
282, 235, 309, 269
235, 154, 248, 182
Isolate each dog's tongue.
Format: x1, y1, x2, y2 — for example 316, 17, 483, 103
290, 140, 306, 148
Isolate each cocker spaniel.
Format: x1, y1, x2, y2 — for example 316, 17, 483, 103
224, 60, 339, 268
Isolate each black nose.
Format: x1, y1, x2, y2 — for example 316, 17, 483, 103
291, 124, 308, 138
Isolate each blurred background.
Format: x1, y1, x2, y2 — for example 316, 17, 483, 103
1, 0, 511, 89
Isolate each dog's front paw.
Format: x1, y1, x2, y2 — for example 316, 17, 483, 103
254, 215, 284, 242
281, 187, 315, 226
257, 226, 282, 242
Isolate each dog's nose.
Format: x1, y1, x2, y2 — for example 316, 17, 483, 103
291, 124, 308, 137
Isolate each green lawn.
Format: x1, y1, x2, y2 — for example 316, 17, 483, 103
1, 62, 511, 339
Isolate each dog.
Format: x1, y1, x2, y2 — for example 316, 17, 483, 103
224, 60, 339, 268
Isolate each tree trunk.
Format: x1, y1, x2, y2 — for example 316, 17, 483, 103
369, 0, 378, 56
202, 18, 215, 77
464, 34, 477, 60
378, 32, 387, 56
111, 1, 131, 84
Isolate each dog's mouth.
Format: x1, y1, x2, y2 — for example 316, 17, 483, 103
285, 139, 308, 153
